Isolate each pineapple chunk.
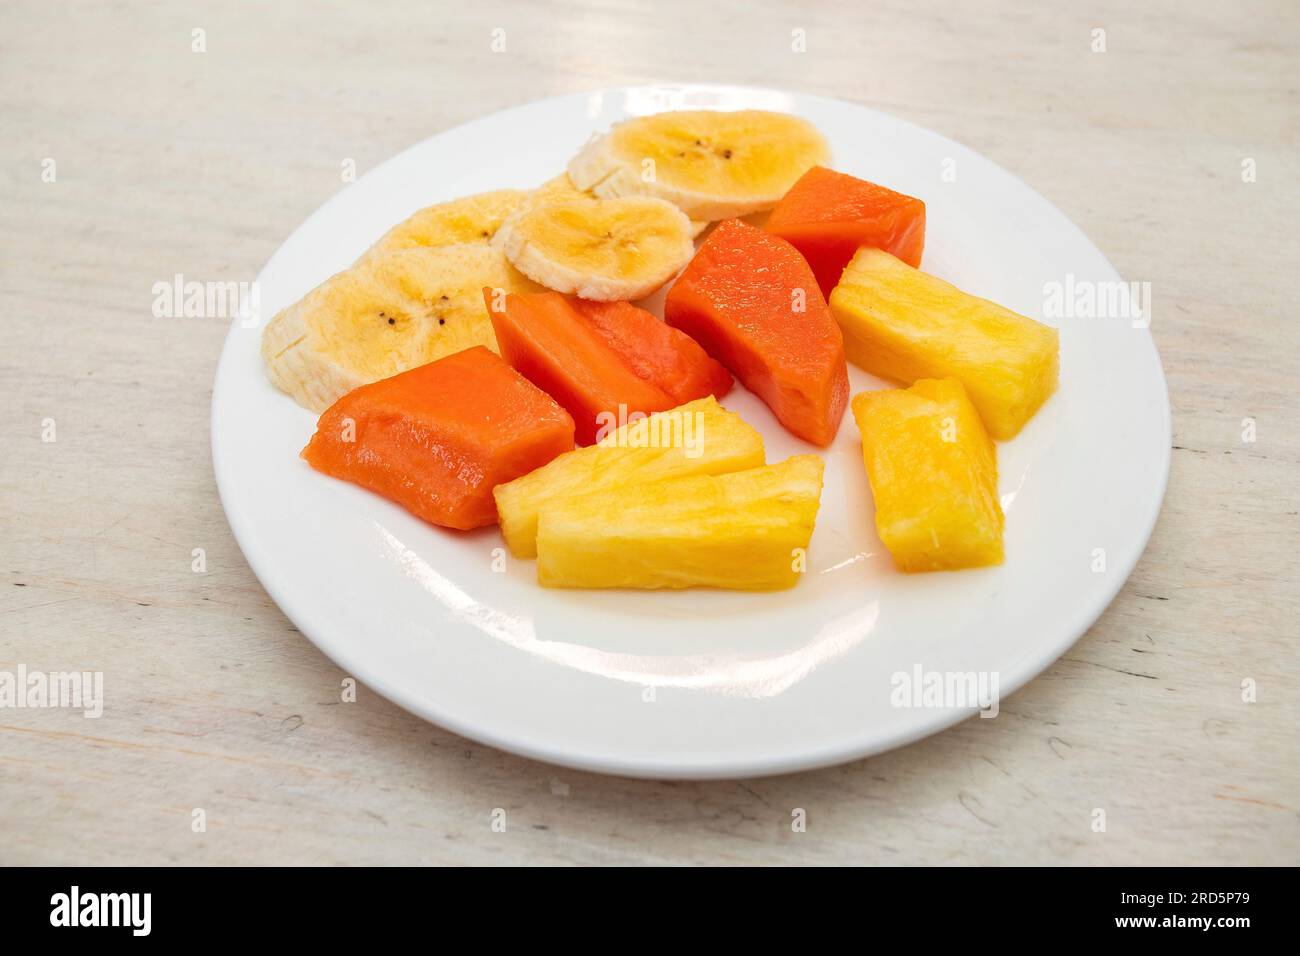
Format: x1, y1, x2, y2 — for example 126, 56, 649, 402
830, 248, 1059, 440
851, 379, 1003, 572
536, 455, 825, 590
493, 396, 764, 558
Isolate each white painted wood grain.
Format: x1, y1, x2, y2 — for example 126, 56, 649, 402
0, 0, 1296, 865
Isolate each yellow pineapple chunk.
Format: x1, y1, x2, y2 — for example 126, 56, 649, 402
851, 379, 1003, 572
830, 247, 1059, 440
493, 396, 764, 558
536, 456, 825, 590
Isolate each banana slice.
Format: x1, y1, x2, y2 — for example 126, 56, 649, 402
528, 174, 709, 237
262, 245, 540, 412
357, 189, 529, 264
526, 174, 590, 209
493, 195, 694, 301
568, 110, 829, 221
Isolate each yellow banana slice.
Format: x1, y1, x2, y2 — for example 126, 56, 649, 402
262, 245, 540, 412
568, 110, 829, 221
357, 189, 528, 264
493, 195, 694, 301
528, 174, 709, 237
526, 174, 590, 209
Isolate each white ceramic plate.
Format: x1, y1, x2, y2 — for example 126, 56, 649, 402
212, 84, 1169, 779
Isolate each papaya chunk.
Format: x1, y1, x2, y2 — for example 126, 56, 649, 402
485, 289, 677, 445
664, 218, 849, 446
570, 299, 733, 404
766, 166, 926, 296
301, 346, 575, 531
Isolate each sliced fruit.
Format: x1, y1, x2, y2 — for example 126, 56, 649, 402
568, 110, 830, 220
766, 166, 926, 295
493, 195, 694, 301
494, 395, 765, 558
570, 299, 732, 404
830, 247, 1060, 440
301, 347, 575, 531
536, 455, 824, 590
262, 245, 541, 412
527, 173, 591, 209
484, 289, 677, 445
664, 218, 849, 446
851, 379, 1003, 572
357, 189, 529, 264
527, 174, 710, 237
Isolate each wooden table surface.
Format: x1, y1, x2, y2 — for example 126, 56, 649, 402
2, 0, 1297, 866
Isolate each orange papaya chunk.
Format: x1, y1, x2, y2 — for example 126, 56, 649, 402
485, 289, 677, 445
301, 346, 575, 531
569, 298, 733, 405
766, 166, 926, 296
664, 218, 848, 446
